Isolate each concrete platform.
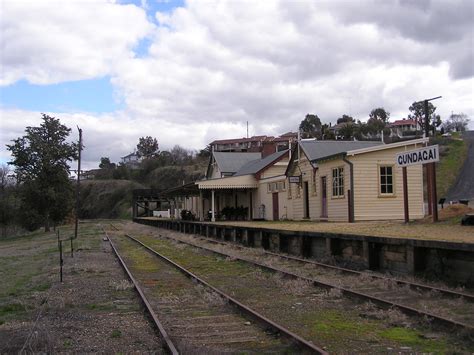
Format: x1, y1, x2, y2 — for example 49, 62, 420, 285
135, 218, 474, 286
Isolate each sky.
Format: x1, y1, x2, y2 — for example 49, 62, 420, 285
1, 0, 473, 171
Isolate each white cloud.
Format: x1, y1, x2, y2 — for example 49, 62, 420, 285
0, 0, 153, 85
1, 0, 473, 170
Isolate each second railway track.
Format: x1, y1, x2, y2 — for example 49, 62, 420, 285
107, 228, 325, 354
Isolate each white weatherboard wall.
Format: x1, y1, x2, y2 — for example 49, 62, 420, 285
350, 145, 424, 221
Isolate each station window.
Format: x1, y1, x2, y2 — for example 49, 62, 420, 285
379, 165, 394, 195
332, 167, 344, 197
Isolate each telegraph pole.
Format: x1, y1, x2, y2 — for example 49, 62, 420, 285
415, 96, 441, 222
74, 127, 82, 240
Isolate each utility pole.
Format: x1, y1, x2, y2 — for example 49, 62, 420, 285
415, 96, 441, 222
417, 96, 441, 137
74, 127, 82, 240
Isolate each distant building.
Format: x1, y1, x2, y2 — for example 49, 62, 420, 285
79, 169, 101, 180
388, 119, 421, 138
209, 132, 297, 153
120, 151, 142, 169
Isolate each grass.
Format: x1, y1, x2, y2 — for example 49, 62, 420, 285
110, 329, 122, 338
380, 327, 447, 352
436, 137, 468, 197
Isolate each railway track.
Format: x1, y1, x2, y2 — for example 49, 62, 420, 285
105, 226, 327, 354
112, 223, 474, 336
184, 232, 474, 301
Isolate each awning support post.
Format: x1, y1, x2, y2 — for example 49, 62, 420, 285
211, 189, 216, 222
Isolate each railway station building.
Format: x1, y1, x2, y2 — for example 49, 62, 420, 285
163, 137, 429, 223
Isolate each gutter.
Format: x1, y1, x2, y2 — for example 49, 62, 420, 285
342, 154, 354, 223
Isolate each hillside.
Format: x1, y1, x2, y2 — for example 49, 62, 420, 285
79, 179, 146, 219
79, 158, 207, 219
435, 134, 469, 198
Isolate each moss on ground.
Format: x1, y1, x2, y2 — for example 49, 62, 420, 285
379, 327, 447, 352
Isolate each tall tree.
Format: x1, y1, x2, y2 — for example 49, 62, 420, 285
136, 136, 159, 159
336, 114, 354, 125
6, 114, 78, 231
99, 157, 116, 169
338, 123, 355, 140
369, 108, 390, 123
299, 114, 322, 138
408, 101, 441, 134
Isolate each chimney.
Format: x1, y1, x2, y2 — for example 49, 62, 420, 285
262, 141, 277, 158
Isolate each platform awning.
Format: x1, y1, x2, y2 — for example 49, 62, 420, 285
196, 174, 258, 190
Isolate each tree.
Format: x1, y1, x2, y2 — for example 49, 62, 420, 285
299, 114, 322, 139
442, 113, 470, 132
338, 123, 355, 140
0, 164, 17, 237
99, 157, 116, 169
170, 145, 193, 165
369, 108, 390, 123
337, 114, 354, 125
408, 101, 441, 134
136, 136, 159, 159
6, 114, 78, 232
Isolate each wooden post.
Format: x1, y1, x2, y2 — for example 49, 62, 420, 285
347, 189, 353, 223
426, 164, 433, 215
59, 240, 63, 283
431, 162, 438, 222
403, 167, 409, 223
211, 189, 216, 222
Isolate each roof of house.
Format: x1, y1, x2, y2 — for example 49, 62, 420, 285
300, 140, 384, 162
210, 136, 270, 145
213, 152, 262, 173
121, 152, 139, 159
388, 119, 417, 127
234, 149, 288, 176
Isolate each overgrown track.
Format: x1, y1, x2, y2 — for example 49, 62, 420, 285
189, 233, 474, 303
114, 223, 473, 335
106, 226, 327, 354
104, 227, 178, 355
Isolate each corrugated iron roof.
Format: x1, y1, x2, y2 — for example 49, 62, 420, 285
234, 149, 288, 176
300, 140, 383, 162
213, 152, 262, 173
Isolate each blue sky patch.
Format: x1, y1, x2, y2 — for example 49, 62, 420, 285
0, 77, 122, 113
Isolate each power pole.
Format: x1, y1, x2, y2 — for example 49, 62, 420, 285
74, 127, 82, 240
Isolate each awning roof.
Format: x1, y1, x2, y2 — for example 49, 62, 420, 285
196, 174, 258, 189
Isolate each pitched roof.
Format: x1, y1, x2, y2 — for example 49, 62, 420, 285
213, 152, 262, 173
300, 140, 383, 162
388, 119, 417, 127
210, 136, 269, 145
234, 149, 288, 176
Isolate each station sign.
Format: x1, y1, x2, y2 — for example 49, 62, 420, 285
396, 145, 439, 167
288, 176, 301, 184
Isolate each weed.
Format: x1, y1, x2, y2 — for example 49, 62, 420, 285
110, 329, 122, 338
63, 339, 72, 348
111, 280, 134, 291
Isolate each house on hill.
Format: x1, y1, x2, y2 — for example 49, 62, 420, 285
388, 119, 421, 138
121, 151, 142, 169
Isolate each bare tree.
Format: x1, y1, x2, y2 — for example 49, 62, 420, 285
442, 113, 470, 132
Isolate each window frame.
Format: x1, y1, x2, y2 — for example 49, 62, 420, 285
331, 166, 345, 198
378, 164, 396, 197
